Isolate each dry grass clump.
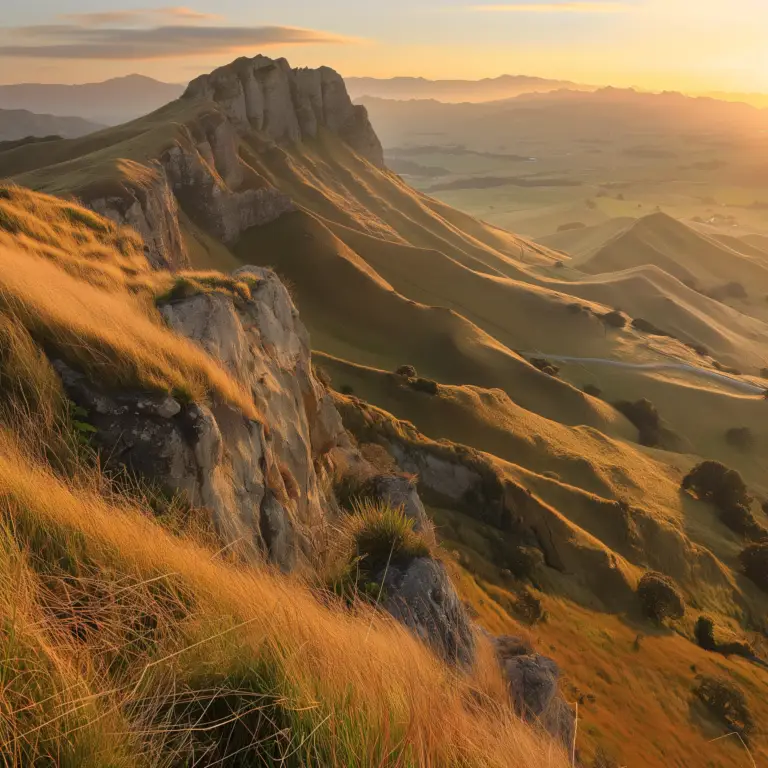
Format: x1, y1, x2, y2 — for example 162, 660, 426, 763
0, 430, 567, 767
153, 271, 261, 305
0, 184, 148, 291
0, 244, 259, 419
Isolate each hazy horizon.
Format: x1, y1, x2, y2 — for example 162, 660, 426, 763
1, 1, 767, 95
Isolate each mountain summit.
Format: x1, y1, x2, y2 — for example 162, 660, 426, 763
184, 56, 384, 167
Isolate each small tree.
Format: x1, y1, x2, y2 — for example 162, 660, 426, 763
740, 542, 768, 592
637, 571, 685, 622
395, 365, 417, 378
601, 309, 628, 329
614, 399, 664, 447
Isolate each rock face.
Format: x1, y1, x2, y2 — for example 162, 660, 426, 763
184, 56, 385, 167
57, 267, 349, 571
161, 267, 349, 538
374, 556, 475, 667
89, 169, 188, 271
160, 117, 295, 245
85, 56, 382, 268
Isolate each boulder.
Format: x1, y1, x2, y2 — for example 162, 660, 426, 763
375, 556, 475, 667
494, 635, 576, 750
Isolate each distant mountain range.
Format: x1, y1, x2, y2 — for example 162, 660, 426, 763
358, 87, 768, 150
0, 75, 184, 126
344, 74, 593, 103
0, 108, 103, 142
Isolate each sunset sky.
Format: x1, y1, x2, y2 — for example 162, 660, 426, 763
1, 0, 766, 93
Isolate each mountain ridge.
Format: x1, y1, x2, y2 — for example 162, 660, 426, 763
0, 76, 185, 125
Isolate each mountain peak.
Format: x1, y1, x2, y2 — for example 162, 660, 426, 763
184, 55, 384, 166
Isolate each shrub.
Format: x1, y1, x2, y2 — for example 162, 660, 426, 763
681, 461, 751, 511
601, 309, 628, 329
583, 384, 603, 398
694, 615, 717, 651
725, 427, 755, 451
409, 377, 439, 396
395, 364, 417, 378
554, 260, 565, 269
720, 503, 766, 541
682, 461, 764, 539
693, 675, 754, 740
613, 399, 664, 447
740, 542, 768, 592
339, 384, 355, 396
637, 571, 685, 622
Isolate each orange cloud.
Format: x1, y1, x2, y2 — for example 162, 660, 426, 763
0, 25, 357, 60
470, 1, 630, 11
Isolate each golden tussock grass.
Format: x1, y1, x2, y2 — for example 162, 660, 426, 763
0, 184, 149, 291
0, 246, 259, 418
0, 429, 568, 767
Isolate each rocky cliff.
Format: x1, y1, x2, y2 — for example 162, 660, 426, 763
58, 268, 351, 571
80, 56, 383, 270
184, 56, 384, 167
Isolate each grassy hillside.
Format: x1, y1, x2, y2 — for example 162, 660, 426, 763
0, 187, 568, 767
3, 57, 768, 766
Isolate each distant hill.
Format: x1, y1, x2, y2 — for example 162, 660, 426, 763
0, 108, 102, 141
344, 74, 592, 102
0, 75, 184, 126
359, 87, 768, 149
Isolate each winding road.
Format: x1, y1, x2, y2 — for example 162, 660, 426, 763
526, 354, 767, 395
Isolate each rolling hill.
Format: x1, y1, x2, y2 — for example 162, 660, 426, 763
0, 107, 103, 140
345, 73, 592, 102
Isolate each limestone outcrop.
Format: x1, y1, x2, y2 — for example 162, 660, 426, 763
85, 56, 382, 269
57, 267, 349, 571
89, 169, 187, 271
184, 56, 384, 167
